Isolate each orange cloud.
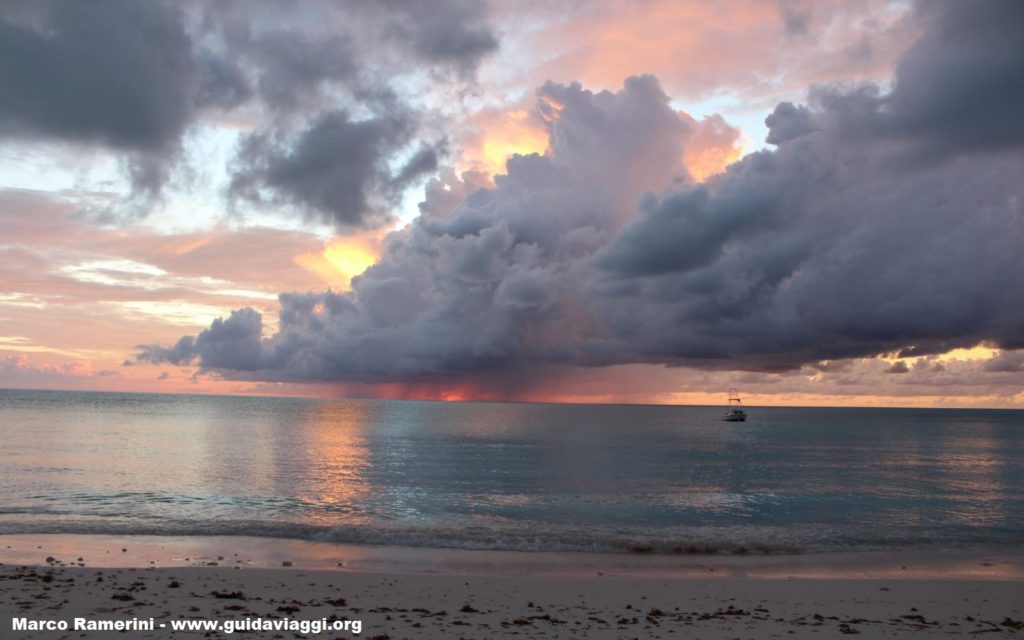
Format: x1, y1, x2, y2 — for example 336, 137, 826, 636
682, 113, 744, 181
459, 106, 550, 176
293, 233, 382, 291
462, 98, 741, 188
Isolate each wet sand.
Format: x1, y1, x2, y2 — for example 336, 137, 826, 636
2, 534, 1023, 638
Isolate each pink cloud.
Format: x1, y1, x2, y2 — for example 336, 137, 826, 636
487, 0, 914, 108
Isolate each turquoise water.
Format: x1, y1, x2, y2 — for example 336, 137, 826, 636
1, 389, 1021, 554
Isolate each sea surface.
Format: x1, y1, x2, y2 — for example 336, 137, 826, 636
1, 389, 1022, 555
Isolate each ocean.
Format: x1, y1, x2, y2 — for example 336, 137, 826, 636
1, 389, 1021, 555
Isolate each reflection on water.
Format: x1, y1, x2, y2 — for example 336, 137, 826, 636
930, 421, 1008, 527
288, 401, 374, 525
0, 390, 1022, 554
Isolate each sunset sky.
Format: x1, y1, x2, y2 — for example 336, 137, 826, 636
1, 0, 1022, 406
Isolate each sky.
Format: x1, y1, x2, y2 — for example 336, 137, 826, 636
1, 0, 1023, 407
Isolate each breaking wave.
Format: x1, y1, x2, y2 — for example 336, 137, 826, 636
3, 512, 1020, 556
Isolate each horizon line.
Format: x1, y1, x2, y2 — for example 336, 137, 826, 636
1, 385, 1020, 412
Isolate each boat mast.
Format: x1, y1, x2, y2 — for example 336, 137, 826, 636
728, 387, 742, 407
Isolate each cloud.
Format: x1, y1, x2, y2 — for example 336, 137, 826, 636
496, 0, 913, 108
884, 361, 909, 374
131, 75, 742, 380
764, 102, 815, 144
136, 1, 1024, 394
983, 352, 1024, 373
0, 186, 373, 391
195, 53, 252, 111
590, 0, 1024, 370
884, 0, 1024, 157
228, 110, 439, 230
0, 0, 499, 223
250, 32, 355, 112
367, 0, 497, 74
0, 354, 119, 386
0, 0, 207, 213
0, 0, 196, 151
779, 1, 812, 38
137, 308, 263, 370
206, 0, 500, 230
418, 168, 494, 218
139, 75, 699, 378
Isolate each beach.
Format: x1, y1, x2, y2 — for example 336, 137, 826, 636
3, 534, 1024, 639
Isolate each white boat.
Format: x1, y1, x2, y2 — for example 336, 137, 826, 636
722, 388, 747, 421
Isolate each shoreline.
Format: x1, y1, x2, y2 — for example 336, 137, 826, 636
2, 533, 1023, 580
3, 535, 1023, 638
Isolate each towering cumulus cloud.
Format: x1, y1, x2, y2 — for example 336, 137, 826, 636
137, 0, 1024, 387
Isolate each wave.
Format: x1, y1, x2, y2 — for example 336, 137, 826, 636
310, 524, 804, 555
3, 514, 1021, 556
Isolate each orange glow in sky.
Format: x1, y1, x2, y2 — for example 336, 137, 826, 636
462, 103, 739, 183
294, 237, 380, 291
935, 344, 1000, 362
684, 136, 744, 182
462, 109, 550, 176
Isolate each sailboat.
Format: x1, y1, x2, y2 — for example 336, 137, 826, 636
722, 388, 747, 422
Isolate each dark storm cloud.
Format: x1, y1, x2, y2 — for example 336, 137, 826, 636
138, 0, 1024, 383
884, 0, 1024, 156
136, 308, 263, 371
0, 0, 195, 151
228, 110, 439, 229
594, 125, 1024, 369
764, 102, 815, 145
137, 76, 730, 379
768, 0, 1024, 163
195, 53, 252, 110
0, 0, 498, 222
136, 336, 197, 367
591, 2, 1024, 369
242, 30, 356, 112
0, 0, 256, 215
396, 146, 442, 184
596, 157, 788, 277
207, 0, 499, 229
0, 0, 499, 143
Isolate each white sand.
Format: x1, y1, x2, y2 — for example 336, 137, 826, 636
2, 534, 1023, 639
